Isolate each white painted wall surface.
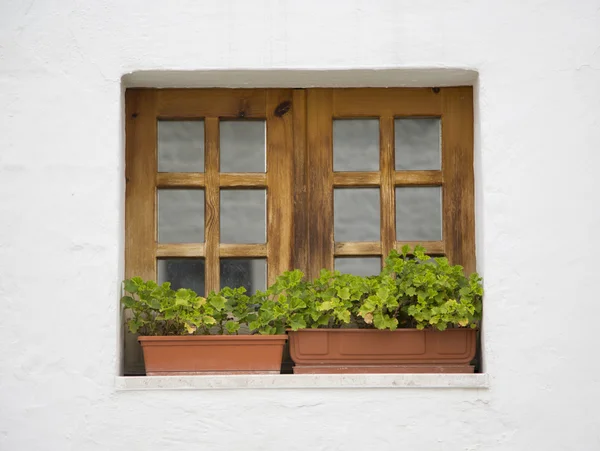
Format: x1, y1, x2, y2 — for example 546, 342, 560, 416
1, 0, 600, 449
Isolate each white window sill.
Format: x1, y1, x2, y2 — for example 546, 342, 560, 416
115, 373, 489, 391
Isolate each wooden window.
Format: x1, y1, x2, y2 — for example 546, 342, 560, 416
124, 87, 474, 373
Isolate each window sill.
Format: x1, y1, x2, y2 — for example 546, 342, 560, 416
115, 373, 489, 391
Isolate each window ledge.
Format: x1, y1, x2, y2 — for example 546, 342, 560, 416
115, 373, 489, 391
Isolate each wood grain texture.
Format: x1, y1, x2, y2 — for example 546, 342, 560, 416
219, 244, 267, 258
156, 172, 205, 188
333, 172, 380, 187
334, 242, 382, 256
156, 89, 267, 119
441, 87, 475, 273
394, 171, 443, 186
124, 89, 158, 375
156, 243, 205, 258
204, 117, 220, 294
292, 89, 309, 275
380, 116, 395, 261
333, 88, 442, 117
307, 89, 334, 279
219, 173, 267, 187
125, 89, 157, 280
266, 89, 294, 284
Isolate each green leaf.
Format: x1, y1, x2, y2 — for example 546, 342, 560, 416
121, 296, 136, 308
337, 287, 350, 300
209, 296, 226, 310
124, 279, 138, 293
225, 321, 240, 334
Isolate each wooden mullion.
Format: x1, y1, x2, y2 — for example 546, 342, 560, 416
441, 87, 475, 272
157, 243, 205, 258
266, 89, 294, 285
219, 173, 267, 188
334, 242, 382, 256
204, 117, 220, 294
394, 171, 443, 186
292, 90, 309, 276
307, 89, 334, 279
219, 244, 267, 258
333, 172, 380, 187
156, 172, 205, 188
125, 89, 157, 280
380, 116, 395, 264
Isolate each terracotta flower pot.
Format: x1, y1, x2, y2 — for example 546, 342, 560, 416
288, 328, 476, 374
139, 335, 287, 375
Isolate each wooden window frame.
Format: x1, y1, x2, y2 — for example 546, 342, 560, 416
124, 87, 474, 374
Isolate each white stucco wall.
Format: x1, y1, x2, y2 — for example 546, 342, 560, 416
1, 1, 600, 449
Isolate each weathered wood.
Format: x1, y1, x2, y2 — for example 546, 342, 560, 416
156, 172, 205, 188
266, 89, 294, 284
219, 173, 267, 187
333, 172, 380, 187
380, 116, 395, 260
394, 171, 443, 186
292, 89, 309, 276
156, 89, 267, 119
219, 243, 268, 258
204, 117, 220, 293
335, 242, 382, 256
125, 89, 157, 280
156, 243, 205, 258
442, 87, 475, 273
307, 89, 334, 279
333, 88, 442, 117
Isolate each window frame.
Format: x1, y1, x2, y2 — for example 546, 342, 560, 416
124, 87, 475, 375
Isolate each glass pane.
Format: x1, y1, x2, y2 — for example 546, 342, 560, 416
334, 188, 380, 242
220, 190, 266, 244
158, 258, 205, 295
333, 119, 379, 172
158, 121, 204, 172
335, 258, 381, 276
158, 190, 204, 243
395, 187, 442, 240
220, 121, 266, 173
220, 259, 267, 294
395, 118, 441, 170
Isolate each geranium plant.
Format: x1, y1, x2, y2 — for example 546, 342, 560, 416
120, 277, 257, 335
253, 245, 483, 332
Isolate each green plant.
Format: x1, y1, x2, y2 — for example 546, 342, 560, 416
120, 277, 258, 335
253, 245, 483, 332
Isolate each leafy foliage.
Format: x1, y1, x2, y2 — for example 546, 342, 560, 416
120, 278, 258, 336
122, 246, 483, 335
254, 245, 483, 331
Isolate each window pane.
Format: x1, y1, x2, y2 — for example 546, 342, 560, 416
395, 187, 442, 241
158, 121, 204, 172
335, 257, 381, 277
220, 190, 266, 244
395, 118, 441, 170
158, 258, 205, 295
220, 121, 266, 173
334, 188, 380, 242
158, 189, 204, 243
220, 259, 267, 294
333, 119, 379, 172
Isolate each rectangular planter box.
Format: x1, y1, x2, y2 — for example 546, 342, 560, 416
139, 335, 287, 375
288, 328, 476, 374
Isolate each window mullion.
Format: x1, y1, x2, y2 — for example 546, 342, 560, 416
204, 117, 220, 295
